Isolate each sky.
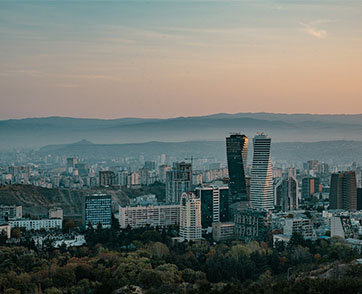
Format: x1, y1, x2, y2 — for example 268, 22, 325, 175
1, 0, 362, 119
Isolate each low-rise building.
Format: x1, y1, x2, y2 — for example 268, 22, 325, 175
9, 218, 62, 231
234, 208, 271, 242
49, 207, 63, 220
212, 222, 235, 242
0, 205, 22, 220
283, 217, 316, 239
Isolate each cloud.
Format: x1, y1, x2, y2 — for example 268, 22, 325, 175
299, 21, 328, 39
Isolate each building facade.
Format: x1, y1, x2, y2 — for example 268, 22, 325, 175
274, 176, 298, 211
226, 134, 249, 204
9, 218, 62, 231
234, 208, 271, 242
49, 207, 63, 220
179, 192, 202, 241
166, 162, 192, 204
82, 194, 112, 229
212, 222, 235, 242
0, 205, 22, 220
329, 171, 357, 210
99, 171, 116, 187
301, 177, 321, 200
283, 217, 316, 239
250, 133, 274, 210
119, 204, 180, 228
195, 185, 229, 228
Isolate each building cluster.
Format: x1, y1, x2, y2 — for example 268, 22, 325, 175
0, 205, 63, 237
116, 132, 362, 244
1, 131, 362, 253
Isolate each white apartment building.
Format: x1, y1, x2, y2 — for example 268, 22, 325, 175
179, 192, 202, 241
119, 204, 180, 228
283, 217, 316, 239
9, 218, 62, 231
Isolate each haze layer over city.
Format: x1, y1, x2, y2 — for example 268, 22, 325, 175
1, 1, 362, 294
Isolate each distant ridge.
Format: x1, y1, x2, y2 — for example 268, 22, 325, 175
0, 113, 362, 150
70, 139, 94, 145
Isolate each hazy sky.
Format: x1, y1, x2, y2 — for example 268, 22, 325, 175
1, 0, 362, 119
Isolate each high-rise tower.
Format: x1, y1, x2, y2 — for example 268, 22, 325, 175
329, 171, 357, 211
250, 133, 274, 210
166, 162, 192, 204
179, 192, 202, 241
226, 134, 248, 205
274, 175, 298, 211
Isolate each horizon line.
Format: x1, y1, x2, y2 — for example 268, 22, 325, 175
2, 111, 362, 121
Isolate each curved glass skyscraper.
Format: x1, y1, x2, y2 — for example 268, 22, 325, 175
226, 134, 248, 204
250, 133, 274, 210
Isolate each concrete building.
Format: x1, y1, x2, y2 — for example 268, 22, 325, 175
212, 222, 235, 242
274, 176, 298, 211
250, 133, 274, 210
127, 171, 140, 187
99, 170, 116, 187
195, 185, 229, 228
234, 208, 271, 242
116, 170, 129, 186
9, 218, 62, 231
158, 165, 171, 183
0, 205, 22, 220
9, 166, 30, 184
82, 194, 112, 229
283, 217, 316, 239
302, 177, 321, 200
179, 192, 202, 241
119, 204, 180, 228
330, 171, 357, 211
49, 207, 63, 220
166, 162, 192, 204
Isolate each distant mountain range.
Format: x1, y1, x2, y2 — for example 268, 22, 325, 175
1, 113, 362, 150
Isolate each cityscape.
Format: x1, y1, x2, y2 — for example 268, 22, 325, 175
1, 129, 362, 293
1, 0, 362, 293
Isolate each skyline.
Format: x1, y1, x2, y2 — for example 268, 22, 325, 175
1, 0, 362, 119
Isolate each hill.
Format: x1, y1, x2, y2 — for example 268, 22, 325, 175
0, 185, 129, 216
0, 184, 166, 216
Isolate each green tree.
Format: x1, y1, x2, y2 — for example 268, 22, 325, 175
11, 228, 21, 239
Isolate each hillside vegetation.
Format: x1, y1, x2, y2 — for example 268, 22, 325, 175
0, 185, 133, 216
